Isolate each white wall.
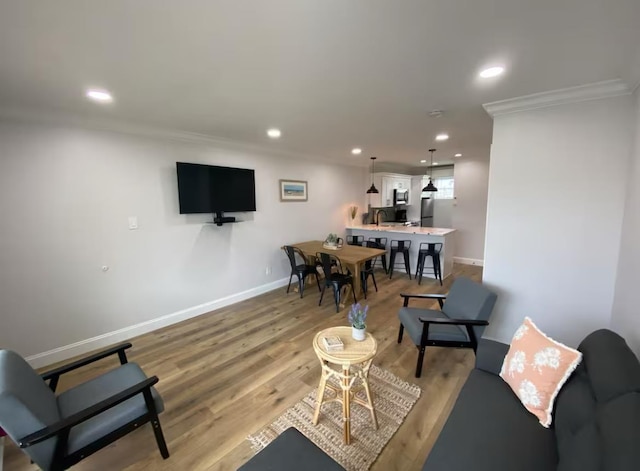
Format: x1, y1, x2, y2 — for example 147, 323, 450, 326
452, 149, 490, 262
0, 119, 366, 364
483, 95, 634, 346
611, 89, 640, 355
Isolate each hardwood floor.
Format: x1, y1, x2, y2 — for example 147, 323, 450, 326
4, 264, 482, 471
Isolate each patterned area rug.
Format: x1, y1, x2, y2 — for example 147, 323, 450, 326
247, 365, 421, 471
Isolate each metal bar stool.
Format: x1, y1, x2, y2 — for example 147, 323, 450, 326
368, 237, 388, 272
415, 242, 443, 285
389, 240, 412, 279
346, 235, 364, 246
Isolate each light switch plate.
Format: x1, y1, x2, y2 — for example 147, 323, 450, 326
128, 216, 138, 230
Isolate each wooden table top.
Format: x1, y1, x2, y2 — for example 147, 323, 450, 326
292, 240, 386, 265
313, 326, 377, 365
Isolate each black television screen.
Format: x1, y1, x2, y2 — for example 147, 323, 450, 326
176, 162, 256, 214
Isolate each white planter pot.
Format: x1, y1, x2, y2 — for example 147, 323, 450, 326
352, 326, 366, 341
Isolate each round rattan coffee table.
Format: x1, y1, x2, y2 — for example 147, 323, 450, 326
312, 326, 378, 445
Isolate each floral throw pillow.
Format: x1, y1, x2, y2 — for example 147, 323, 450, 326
499, 317, 582, 427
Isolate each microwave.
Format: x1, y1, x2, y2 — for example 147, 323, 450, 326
393, 189, 409, 205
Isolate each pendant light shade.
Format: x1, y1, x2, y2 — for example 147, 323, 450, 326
422, 148, 438, 192
366, 157, 379, 194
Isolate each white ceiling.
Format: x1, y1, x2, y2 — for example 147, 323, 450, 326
1, 0, 638, 166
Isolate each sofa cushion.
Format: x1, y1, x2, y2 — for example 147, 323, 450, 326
398, 307, 468, 346
57, 362, 164, 454
423, 369, 557, 471
555, 329, 640, 470
238, 427, 345, 471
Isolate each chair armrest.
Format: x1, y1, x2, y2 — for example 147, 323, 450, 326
41, 343, 132, 385
417, 316, 489, 327
400, 293, 447, 308
474, 339, 510, 376
19, 375, 158, 448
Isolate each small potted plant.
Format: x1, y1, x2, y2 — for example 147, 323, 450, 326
324, 233, 339, 248
348, 303, 368, 341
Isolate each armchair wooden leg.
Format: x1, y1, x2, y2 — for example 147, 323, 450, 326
143, 389, 170, 460
397, 324, 404, 343
415, 346, 426, 378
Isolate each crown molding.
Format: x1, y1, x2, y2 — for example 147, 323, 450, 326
0, 106, 367, 168
483, 79, 632, 117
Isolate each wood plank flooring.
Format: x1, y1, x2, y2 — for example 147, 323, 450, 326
4, 264, 482, 471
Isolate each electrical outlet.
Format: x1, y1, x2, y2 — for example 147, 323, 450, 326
266, 266, 272, 275
128, 216, 138, 230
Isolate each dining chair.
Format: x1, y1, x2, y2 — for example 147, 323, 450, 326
361, 241, 379, 298
346, 235, 364, 246
283, 246, 321, 298
316, 252, 357, 312
367, 237, 388, 273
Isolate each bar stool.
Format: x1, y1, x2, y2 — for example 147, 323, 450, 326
368, 237, 388, 272
389, 240, 412, 279
346, 235, 364, 246
415, 242, 443, 285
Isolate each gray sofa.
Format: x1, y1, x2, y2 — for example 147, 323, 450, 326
239, 329, 640, 470
424, 329, 640, 471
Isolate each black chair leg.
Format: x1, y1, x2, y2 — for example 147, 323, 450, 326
362, 273, 368, 299
418, 254, 424, 285
286, 273, 293, 293
433, 255, 442, 286
315, 272, 322, 292
381, 254, 388, 273
333, 285, 341, 312
397, 324, 404, 343
371, 272, 378, 292
351, 280, 357, 304
416, 346, 426, 378
403, 252, 412, 280
319, 284, 326, 306
389, 251, 396, 279
298, 275, 305, 298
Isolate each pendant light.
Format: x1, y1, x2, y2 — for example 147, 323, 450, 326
366, 157, 379, 194
422, 149, 438, 192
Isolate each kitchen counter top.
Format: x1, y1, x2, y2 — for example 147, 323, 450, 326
346, 224, 456, 236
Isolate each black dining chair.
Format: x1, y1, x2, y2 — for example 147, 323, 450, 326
316, 252, 357, 312
346, 235, 364, 246
368, 237, 388, 272
283, 246, 321, 298
361, 241, 379, 299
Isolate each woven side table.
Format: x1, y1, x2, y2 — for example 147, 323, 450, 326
312, 326, 378, 445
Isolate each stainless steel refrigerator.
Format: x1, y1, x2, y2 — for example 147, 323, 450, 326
421, 197, 434, 227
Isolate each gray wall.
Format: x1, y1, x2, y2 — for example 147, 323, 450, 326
0, 119, 366, 364
612, 89, 640, 355
483, 95, 634, 346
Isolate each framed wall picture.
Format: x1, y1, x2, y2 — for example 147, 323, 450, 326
279, 179, 308, 202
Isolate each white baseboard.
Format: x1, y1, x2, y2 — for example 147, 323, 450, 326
26, 277, 290, 369
453, 257, 484, 267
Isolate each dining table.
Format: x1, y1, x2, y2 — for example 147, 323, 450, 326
290, 240, 386, 305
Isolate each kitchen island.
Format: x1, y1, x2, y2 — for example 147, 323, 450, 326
346, 224, 456, 280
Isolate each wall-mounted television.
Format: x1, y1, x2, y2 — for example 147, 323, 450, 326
176, 162, 256, 214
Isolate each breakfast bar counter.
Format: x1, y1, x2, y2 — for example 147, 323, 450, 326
346, 224, 456, 280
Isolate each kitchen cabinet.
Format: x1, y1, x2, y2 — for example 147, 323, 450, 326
368, 173, 412, 207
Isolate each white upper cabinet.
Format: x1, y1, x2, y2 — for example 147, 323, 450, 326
368, 173, 412, 207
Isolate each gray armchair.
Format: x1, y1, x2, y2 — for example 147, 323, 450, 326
397, 277, 497, 377
0, 343, 169, 470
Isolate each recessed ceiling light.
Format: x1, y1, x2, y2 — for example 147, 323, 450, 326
420, 159, 427, 163
433, 162, 439, 166
351, 148, 362, 155
479, 66, 505, 78
86, 89, 113, 103
435, 134, 449, 141
267, 128, 281, 138
455, 153, 462, 157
